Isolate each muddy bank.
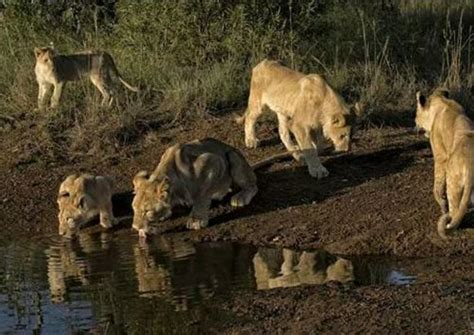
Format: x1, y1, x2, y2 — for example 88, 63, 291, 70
206, 280, 474, 334
1, 114, 472, 257
1, 114, 473, 334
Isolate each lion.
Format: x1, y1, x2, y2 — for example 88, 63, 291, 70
34, 46, 139, 109
415, 90, 474, 238
57, 174, 115, 238
253, 247, 354, 290
236, 59, 364, 179
131, 138, 258, 238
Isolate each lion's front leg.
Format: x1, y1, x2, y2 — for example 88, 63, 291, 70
292, 125, 328, 179
277, 113, 303, 162
186, 198, 212, 230
433, 160, 448, 214
99, 202, 115, 229
50, 82, 65, 109
37, 82, 51, 111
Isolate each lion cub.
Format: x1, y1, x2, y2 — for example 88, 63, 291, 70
34, 47, 139, 109
415, 90, 474, 238
236, 59, 364, 179
57, 174, 115, 238
131, 138, 258, 237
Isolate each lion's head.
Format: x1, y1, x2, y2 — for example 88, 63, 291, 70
132, 171, 172, 237
297, 75, 364, 153
322, 102, 364, 153
415, 90, 449, 137
326, 257, 355, 283
34, 46, 56, 66
57, 175, 98, 238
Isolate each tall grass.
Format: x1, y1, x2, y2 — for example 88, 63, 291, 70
0, 1, 472, 163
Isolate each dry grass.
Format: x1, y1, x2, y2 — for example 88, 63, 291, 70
0, 1, 473, 163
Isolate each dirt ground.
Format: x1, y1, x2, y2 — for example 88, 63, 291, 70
1, 114, 473, 334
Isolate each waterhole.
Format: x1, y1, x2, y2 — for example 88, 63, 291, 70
0, 232, 418, 333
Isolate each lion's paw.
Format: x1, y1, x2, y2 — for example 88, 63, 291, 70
100, 218, 114, 229
245, 137, 260, 149
186, 219, 208, 230
231, 195, 246, 207
309, 165, 329, 179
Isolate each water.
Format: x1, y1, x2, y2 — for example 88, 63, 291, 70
0, 233, 417, 333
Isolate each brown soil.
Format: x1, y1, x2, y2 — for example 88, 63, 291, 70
1, 114, 473, 334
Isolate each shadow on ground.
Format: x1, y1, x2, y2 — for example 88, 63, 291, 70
210, 141, 427, 226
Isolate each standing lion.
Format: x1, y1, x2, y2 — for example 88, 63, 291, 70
415, 90, 474, 238
236, 59, 364, 178
34, 46, 139, 109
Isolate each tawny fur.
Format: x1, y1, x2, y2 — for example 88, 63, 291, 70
253, 248, 354, 290
236, 59, 363, 179
131, 138, 258, 236
57, 173, 115, 238
415, 90, 474, 238
34, 46, 139, 110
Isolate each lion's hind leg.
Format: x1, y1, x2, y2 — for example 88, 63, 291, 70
227, 151, 258, 207
186, 153, 228, 230
244, 89, 264, 149
438, 169, 466, 238
90, 74, 114, 107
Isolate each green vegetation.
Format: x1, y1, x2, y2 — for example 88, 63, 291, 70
0, 1, 473, 162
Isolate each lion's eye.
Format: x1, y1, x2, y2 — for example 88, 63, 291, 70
59, 191, 70, 197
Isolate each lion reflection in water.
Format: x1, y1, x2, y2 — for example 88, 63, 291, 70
46, 233, 111, 303
133, 237, 219, 312
253, 248, 354, 290
47, 236, 355, 308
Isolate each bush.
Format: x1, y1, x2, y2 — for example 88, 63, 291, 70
0, 0, 473, 162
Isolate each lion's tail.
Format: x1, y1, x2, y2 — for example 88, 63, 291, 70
437, 214, 451, 239
437, 169, 472, 239
104, 52, 140, 93
118, 77, 139, 92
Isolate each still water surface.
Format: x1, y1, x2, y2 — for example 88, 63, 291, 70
0, 232, 416, 333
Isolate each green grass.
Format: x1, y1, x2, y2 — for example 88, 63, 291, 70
0, 1, 472, 162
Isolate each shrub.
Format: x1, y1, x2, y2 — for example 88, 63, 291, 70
0, 1, 472, 163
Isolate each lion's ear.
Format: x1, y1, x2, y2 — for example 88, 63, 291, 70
34, 47, 43, 58
416, 91, 427, 107
133, 170, 149, 189
353, 102, 364, 118
45, 47, 56, 59
330, 114, 345, 127
434, 89, 449, 98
